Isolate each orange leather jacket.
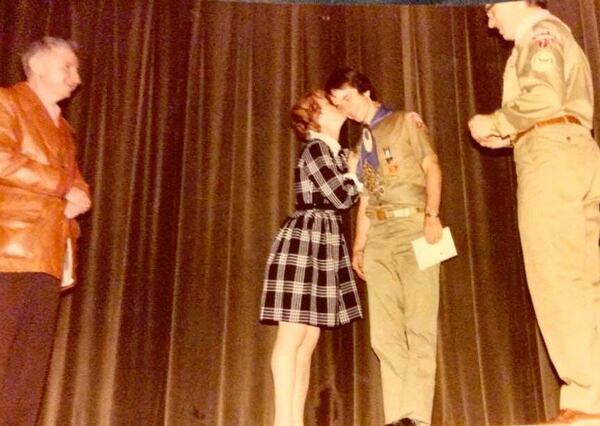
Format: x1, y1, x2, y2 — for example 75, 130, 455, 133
0, 82, 90, 279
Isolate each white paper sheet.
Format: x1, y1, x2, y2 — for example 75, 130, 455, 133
411, 227, 458, 270
61, 238, 75, 289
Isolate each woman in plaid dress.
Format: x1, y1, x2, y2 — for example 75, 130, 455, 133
260, 90, 363, 426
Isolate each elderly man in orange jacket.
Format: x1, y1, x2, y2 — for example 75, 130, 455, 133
0, 36, 91, 425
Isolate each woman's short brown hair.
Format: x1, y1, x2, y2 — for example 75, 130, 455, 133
290, 90, 326, 141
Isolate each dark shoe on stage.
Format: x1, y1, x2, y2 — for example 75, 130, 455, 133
385, 419, 419, 426
544, 409, 600, 424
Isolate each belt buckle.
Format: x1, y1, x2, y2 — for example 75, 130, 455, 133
393, 208, 407, 218
375, 210, 387, 220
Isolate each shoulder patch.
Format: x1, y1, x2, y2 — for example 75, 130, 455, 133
531, 29, 558, 49
406, 112, 427, 129
531, 50, 556, 72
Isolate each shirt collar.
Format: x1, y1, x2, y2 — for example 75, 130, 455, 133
25, 82, 62, 125
14, 82, 63, 127
308, 130, 341, 156
370, 105, 393, 128
514, 9, 554, 45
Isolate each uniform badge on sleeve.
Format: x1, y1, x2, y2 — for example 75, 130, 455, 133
407, 112, 427, 129
531, 50, 555, 72
532, 29, 557, 48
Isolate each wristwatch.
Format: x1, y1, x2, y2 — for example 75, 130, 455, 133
425, 210, 439, 218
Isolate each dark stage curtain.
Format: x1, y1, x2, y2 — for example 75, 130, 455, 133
1, 1, 599, 424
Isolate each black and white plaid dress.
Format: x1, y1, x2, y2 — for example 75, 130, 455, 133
260, 136, 363, 327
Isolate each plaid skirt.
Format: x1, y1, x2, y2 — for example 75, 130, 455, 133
260, 209, 363, 327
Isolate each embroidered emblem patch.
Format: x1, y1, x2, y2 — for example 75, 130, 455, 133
383, 146, 393, 164
382, 146, 399, 176
361, 126, 374, 151
532, 30, 557, 49
531, 50, 555, 72
407, 112, 426, 129
387, 163, 399, 176
362, 163, 384, 199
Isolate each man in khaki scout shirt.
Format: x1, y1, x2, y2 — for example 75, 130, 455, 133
469, 1, 600, 423
327, 68, 443, 426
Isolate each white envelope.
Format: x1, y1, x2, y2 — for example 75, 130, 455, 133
411, 227, 458, 270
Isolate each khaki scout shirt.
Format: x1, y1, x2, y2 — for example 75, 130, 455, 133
363, 111, 435, 209
490, 9, 593, 136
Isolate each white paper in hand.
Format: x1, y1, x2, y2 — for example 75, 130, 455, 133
411, 227, 457, 270
61, 238, 75, 290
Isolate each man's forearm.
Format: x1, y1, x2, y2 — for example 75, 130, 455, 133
423, 154, 442, 215
353, 197, 371, 252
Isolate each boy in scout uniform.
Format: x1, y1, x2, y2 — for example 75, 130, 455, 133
327, 68, 443, 426
469, 1, 600, 423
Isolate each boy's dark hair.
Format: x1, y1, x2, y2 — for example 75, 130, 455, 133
325, 67, 377, 101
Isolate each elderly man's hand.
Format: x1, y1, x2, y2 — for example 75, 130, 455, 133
64, 186, 91, 218
478, 135, 511, 149
469, 114, 494, 142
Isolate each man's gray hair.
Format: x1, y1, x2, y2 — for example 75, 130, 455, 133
21, 36, 78, 78
486, 0, 548, 10
528, 0, 548, 8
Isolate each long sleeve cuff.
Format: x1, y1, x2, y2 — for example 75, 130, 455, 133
343, 172, 364, 193
492, 110, 520, 138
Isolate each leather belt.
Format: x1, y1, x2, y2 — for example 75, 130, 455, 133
368, 206, 423, 221
512, 115, 582, 145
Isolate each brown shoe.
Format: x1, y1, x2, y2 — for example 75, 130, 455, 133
544, 409, 600, 424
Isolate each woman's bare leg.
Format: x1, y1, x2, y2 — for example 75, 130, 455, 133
271, 322, 309, 426
291, 325, 320, 426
